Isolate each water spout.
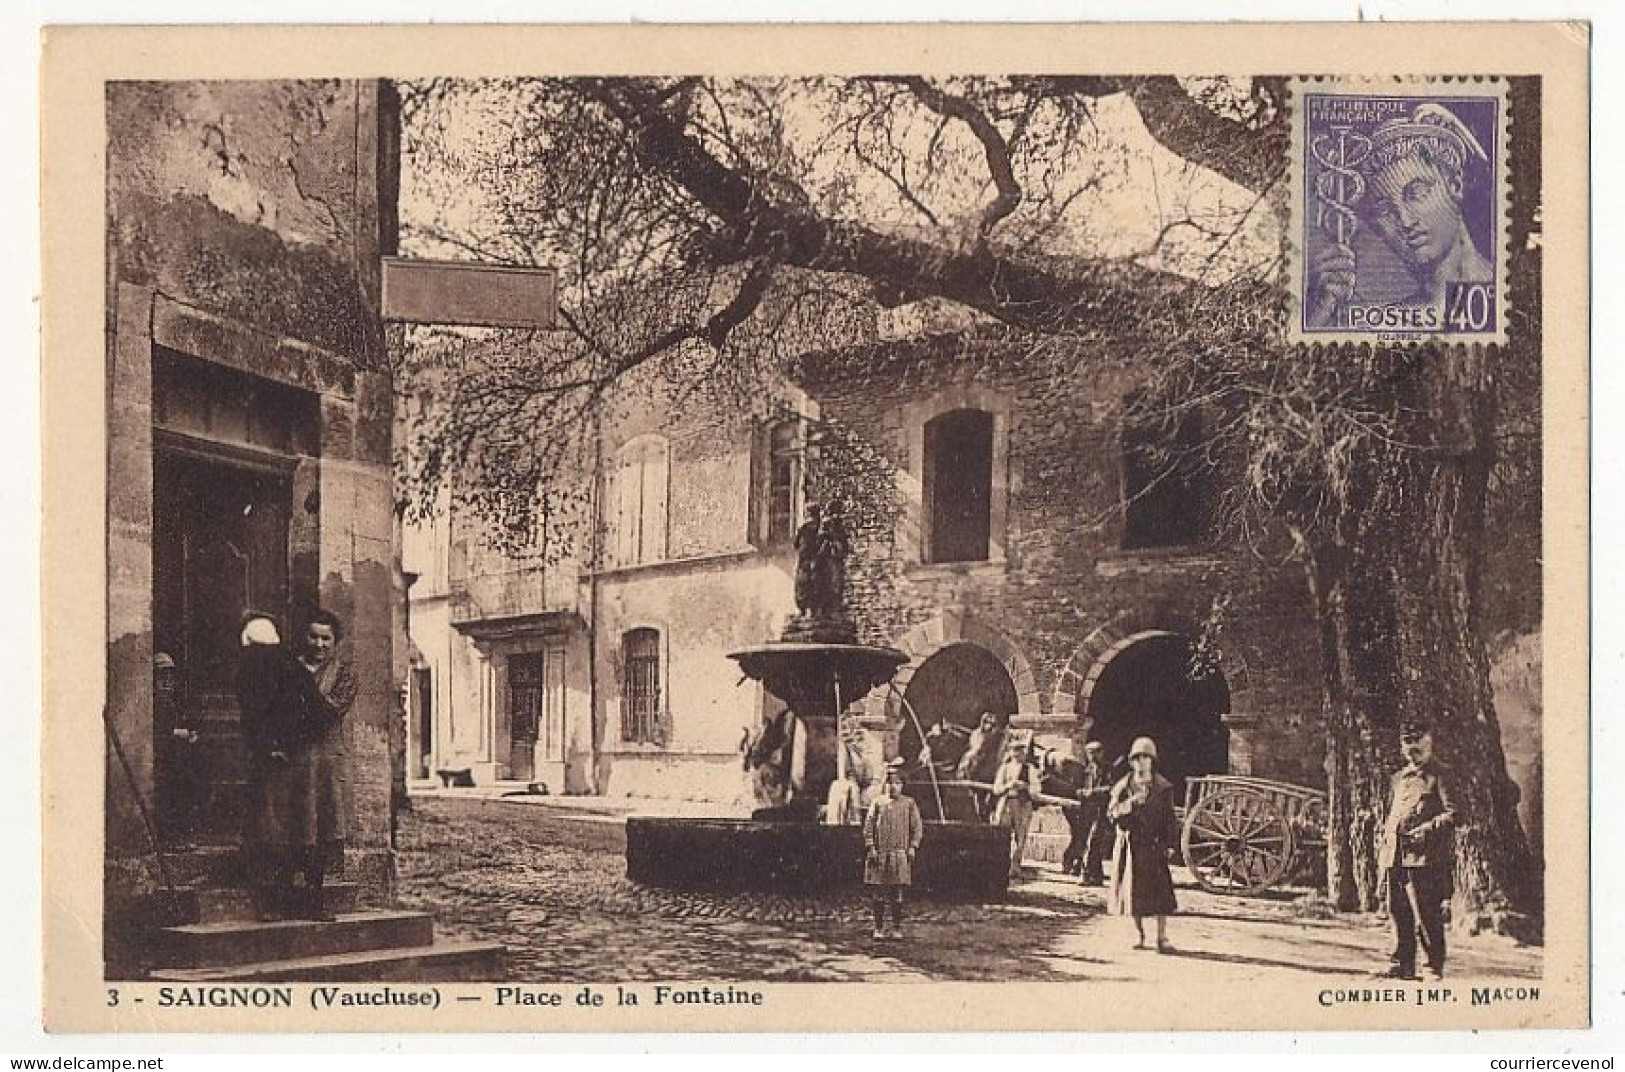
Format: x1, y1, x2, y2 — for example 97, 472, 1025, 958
889, 682, 947, 821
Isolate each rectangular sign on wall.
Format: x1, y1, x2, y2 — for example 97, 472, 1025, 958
382, 256, 558, 329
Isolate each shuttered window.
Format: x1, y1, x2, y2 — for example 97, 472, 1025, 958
608, 436, 669, 566
765, 420, 799, 545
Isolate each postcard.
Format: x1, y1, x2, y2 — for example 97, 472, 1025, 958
40, 21, 1589, 1032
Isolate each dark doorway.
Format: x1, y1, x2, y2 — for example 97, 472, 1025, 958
152, 446, 293, 840
412, 666, 433, 780
508, 652, 544, 782
923, 409, 994, 563
1082, 633, 1229, 795
899, 642, 1019, 762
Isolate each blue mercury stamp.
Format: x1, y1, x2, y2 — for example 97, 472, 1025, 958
1290, 78, 1509, 345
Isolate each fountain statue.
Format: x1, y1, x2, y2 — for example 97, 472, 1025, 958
623, 497, 1010, 899
731, 498, 908, 816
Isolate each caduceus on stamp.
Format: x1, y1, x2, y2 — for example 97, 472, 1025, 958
1290, 77, 1510, 345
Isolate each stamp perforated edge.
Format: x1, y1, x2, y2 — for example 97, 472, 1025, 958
1285, 75, 1512, 348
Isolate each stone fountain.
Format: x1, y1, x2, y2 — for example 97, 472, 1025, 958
624, 500, 1010, 898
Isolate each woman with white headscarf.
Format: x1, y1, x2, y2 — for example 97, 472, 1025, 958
1107, 736, 1179, 952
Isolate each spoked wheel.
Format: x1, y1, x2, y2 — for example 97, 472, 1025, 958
1180, 787, 1296, 894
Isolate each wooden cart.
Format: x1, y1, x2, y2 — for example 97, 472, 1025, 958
1179, 775, 1328, 895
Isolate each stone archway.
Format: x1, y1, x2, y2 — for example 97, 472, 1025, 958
897, 643, 1020, 763
1070, 630, 1231, 794
886, 612, 1041, 714
869, 611, 1041, 762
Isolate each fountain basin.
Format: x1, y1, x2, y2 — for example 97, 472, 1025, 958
625, 818, 1010, 900
727, 642, 909, 718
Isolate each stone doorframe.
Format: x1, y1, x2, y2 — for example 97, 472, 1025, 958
1050, 614, 1259, 774
107, 283, 359, 860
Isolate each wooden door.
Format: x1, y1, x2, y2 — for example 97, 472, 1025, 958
152, 447, 292, 839
507, 652, 543, 782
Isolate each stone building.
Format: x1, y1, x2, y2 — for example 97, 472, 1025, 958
403, 370, 819, 805
104, 79, 498, 978
405, 313, 1333, 807
795, 326, 1326, 792
405, 298, 1543, 869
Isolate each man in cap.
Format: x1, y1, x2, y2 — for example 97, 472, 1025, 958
991, 737, 1042, 880
1063, 741, 1115, 886
1309, 100, 1494, 326
1377, 725, 1457, 981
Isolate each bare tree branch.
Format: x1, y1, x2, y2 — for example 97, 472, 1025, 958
578, 78, 1232, 339
1124, 77, 1285, 193
1031, 75, 1284, 193
889, 77, 1023, 244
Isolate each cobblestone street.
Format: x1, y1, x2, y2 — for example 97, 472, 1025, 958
396, 796, 1541, 988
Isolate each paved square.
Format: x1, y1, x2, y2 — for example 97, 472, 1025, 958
397, 797, 1540, 989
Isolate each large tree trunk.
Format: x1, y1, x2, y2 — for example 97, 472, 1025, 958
1310, 347, 1539, 937
1307, 528, 1401, 914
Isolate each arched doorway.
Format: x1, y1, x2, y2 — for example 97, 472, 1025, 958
898, 642, 1019, 763
1081, 632, 1229, 794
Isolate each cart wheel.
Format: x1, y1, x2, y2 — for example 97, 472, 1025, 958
1180, 786, 1296, 894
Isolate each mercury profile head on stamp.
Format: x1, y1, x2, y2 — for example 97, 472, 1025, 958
1296, 81, 1506, 343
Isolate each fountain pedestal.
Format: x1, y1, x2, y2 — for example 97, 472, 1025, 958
623, 498, 1013, 900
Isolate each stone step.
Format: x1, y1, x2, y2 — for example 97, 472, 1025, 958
156, 883, 362, 925
157, 846, 248, 887
155, 910, 435, 970
148, 940, 505, 983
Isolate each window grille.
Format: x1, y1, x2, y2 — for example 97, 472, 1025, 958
621, 628, 662, 744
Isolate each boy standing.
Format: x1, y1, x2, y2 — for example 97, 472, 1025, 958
863, 758, 923, 940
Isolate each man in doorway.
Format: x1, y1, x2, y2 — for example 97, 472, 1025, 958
1377, 725, 1457, 981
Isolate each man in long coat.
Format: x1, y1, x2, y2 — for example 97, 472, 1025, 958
1377, 726, 1457, 981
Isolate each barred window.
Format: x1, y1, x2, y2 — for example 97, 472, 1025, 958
621, 628, 662, 744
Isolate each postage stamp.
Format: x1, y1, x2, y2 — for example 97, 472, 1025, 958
1289, 77, 1511, 345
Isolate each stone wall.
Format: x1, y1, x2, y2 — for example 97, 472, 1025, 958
797, 334, 1327, 788
105, 81, 399, 926
106, 80, 388, 359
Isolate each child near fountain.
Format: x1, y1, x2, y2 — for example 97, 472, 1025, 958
863, 758, 924, 940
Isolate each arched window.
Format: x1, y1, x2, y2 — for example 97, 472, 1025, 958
923, 408, 995, 563
608, 435, 669, 566
621, 627, 663, 744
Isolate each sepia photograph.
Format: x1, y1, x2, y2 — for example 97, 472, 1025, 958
39, 22, 1590, 1033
